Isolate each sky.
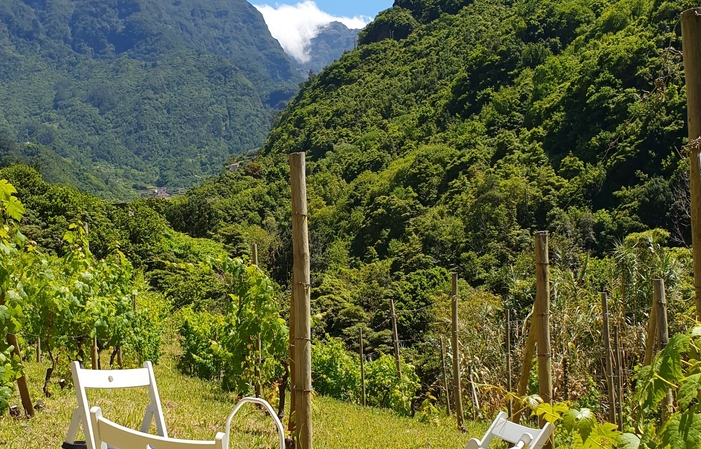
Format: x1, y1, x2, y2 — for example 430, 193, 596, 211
254, 1, 394, 63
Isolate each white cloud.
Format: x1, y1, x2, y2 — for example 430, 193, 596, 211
254, 1, 368, 63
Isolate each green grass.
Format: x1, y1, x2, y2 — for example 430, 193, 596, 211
0, 353, 485, 449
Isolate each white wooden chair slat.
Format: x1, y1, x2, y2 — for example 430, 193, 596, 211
90, 406, 226, 449
465, 411, 553, 449
65, 361, 168, 449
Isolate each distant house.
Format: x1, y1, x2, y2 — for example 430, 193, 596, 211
155, 187, 170, 198
227, 162, 241, 171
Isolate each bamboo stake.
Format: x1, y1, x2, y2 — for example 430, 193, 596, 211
451, 273, 465, 430
535, 231, 553, 449
290, 152, 312, 449
601, 292, 617, 426
390, 297, 402, 379
7, 333, 34, 417
506, 309, 512, 417
36, 337, 41, 363
253, 244, 262, 399
360, 328, 366, 407
513, 305, 537, 423
288, 271, 296, 432
469, 365, 479, 421
92, 335, 98, 370
643, 288, 659, 367
440, 336, 451, 416
682, 8, 701, 322
613, 326, 624, 429
655, 279, 673, 422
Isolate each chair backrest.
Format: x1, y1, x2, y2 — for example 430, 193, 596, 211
90, 406, 225, 449
466, 411, 553, 449
65, 361, 168, 449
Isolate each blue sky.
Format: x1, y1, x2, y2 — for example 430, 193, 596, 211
254, 1, 395, 63
310, 0, 394, 19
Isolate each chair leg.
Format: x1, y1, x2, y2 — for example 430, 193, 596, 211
65, 408, 82, 444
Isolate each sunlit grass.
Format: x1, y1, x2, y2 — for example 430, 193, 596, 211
0, 335, 485, 449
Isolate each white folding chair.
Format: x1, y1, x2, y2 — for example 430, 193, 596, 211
465, 411, 553, 449
65, 361, 168, 449
90, 406, 225, 449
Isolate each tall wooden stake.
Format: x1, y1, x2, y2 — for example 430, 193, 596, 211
92, 335, 99, 370
506, 309, 513, 417
514, 305, 538, 423
390, 298, 402, 379
360, 328, 366, 407
601, 292, 617, 426
451, 273, 465, 430
288, 271, 296, 432
253, 244, 262, 399
8, 333, 34, 417
440, 336, 451, 416
290, 152, 312, 449
535, 231, 553, 449
655, 279, 673, 422
613, 326, 624, 429
643, 288, 659, 367
36, 337, 41, 363
682, 8, 701, 322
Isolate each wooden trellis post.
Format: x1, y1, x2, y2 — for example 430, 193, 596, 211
514, 305, 537, 423
440, 336, 451, 416
360, 327, 366, 407
451, 273, 465, 430
682, 8, 701, 322
390, 298, 402, 379
601, 292, 617, 426
535, 231, 552, 449
290, 152, 312, 449
506, 309, 513, 417
655, 279, 673, 422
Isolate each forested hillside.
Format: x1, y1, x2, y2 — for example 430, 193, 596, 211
163, 0, 698, 421
0, 0, 301, 199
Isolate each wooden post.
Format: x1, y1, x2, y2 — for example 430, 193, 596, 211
535, 231, 552, 449
252, 244, 263, 398
643, 288, 659, 366
288, 271, 296, 432
390, 297, 402, 379
514, 306, 537, 423
613, 326, 624, 429
7, 333, 34, 417
451, 273, 465, 430
91, 335, 98, 370
469, 365, 479, 421
360, 328, 366, 407
290, 152, 312, 449
440, 336, 451, 416
36, 337, 41, 363
601, 292, 617, 426
506, 309, 513, 417
682, 8, 701, 322
655, 279, 673, 422
117, 346, 123, 368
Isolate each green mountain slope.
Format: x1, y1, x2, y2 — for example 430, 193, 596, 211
0, 0, 301, 199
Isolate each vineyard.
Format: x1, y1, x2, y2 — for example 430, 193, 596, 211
5, 0, 701, 448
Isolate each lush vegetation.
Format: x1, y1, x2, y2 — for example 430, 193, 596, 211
158, 0, 700, 439
2, 0, 701, 446
0, 0, 301, 199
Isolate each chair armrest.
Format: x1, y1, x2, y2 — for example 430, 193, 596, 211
225, 397, 286, 449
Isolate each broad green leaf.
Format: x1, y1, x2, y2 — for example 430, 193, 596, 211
536, 403, 561, 425
618, 433, 640, 449
678, 374, 701, 410
661, 410, 701, 449
565, 408, 596, 442
5, 196, 24, 222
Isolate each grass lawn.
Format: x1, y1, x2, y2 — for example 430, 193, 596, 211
0, 352, 485, 449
